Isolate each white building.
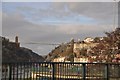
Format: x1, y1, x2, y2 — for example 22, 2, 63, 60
74, 57, 89, 63
73, 42, 98, 53
53, 57, 65, 62
84, 37, 94, 43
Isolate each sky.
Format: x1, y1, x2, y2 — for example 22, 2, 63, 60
2, 1, 118, 56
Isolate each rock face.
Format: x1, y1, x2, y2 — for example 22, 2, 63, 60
2, 37, 45, 62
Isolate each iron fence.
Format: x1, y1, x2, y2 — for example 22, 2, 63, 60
2, 62, 120, 80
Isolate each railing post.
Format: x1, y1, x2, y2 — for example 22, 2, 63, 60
105, 64, 109, 80
52, 63, 55, 80
9, 64, 12, 80
82, 63, 86, 80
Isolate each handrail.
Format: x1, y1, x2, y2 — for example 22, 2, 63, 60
2, 62, 120, 80
2, 62, 120, 64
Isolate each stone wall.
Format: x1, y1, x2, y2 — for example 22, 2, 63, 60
73, 42, 98, 57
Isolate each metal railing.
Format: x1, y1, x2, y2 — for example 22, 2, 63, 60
2, 62, 120, 80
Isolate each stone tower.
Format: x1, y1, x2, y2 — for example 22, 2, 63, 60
15, 36, 20, 48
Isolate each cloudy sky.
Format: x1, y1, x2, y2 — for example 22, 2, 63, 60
2, 2, 118, 55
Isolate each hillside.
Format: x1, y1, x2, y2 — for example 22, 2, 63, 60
45, 40, 74, 61
2, 37, 45, 62
45, 28, 120, 62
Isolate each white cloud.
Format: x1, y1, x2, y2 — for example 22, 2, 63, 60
55, 24, 114, 35
2, 0, 119, 2
2, 2, 117, 55
0, 12, 2, 36
56, 25, 80, 34
12, 2, 118, 26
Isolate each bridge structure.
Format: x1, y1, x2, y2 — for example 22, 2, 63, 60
2, 62, 120, 80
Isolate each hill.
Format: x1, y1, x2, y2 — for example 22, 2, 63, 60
1, 36, 45, 62
45, 40, 74, 61
45, 28, 120, 62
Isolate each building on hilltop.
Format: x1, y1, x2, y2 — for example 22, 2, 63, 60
15, 36, 20, 48
2, 36, 20, 48
84, 37, 94, 43
74, 57, 89, 63
73, 37, 99, 58
52, 57, 65, 62
9, 36, 20, 48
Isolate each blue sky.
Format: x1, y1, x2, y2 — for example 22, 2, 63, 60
2, 2, 118, 55
2, 2, 97, 25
